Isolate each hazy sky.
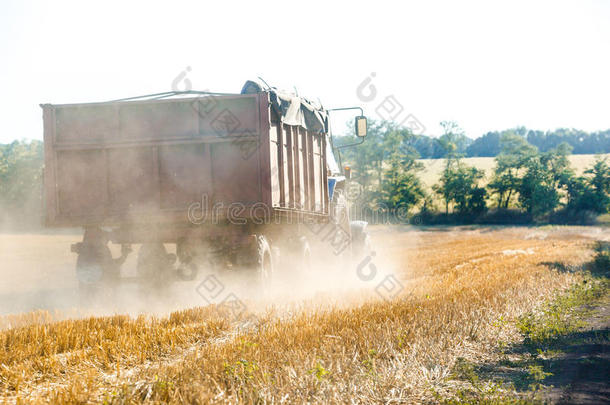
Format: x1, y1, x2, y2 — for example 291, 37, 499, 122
1, 0, 609, 143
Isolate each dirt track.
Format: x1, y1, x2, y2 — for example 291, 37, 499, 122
547, 294, 610, 404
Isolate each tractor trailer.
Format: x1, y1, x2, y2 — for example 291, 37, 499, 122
41, 80, 369, 293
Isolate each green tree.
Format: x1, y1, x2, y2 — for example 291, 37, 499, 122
488, 133, 537, 208
518, 158, 559, 218
377, 152, 425, 214
433, 122, 486, 216
0, 140, 44, 227
376, 127, 426, 216
435, 121, 464, 214
566, 157, 610, 214
586, 157, 610, 209
518, 144, 573, 218
437, 120, 467, 163
434, 161, 487, 216
336, 120, 398, 191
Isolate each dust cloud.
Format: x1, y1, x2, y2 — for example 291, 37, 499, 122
0, 226, 418, 329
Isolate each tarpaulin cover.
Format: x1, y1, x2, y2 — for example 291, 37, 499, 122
241, 80, 328, 134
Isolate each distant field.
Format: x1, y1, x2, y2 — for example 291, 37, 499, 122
417, 153, 610, 190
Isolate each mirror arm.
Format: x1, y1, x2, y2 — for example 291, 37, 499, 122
327, 106, 366, 150
327, 106, 364, 115
335, 136, 366, 150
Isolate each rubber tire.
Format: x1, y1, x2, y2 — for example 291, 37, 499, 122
299, 236, 312, 273
352, 233, 372, 262
292, 236, 311, 281
254, 235, 273, 295
137, 243, 173, 295
76, 243, 115, 304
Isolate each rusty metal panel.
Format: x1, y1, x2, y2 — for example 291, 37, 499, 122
210, 142, 261, 206
56, 149, 107, 216
300, 129, 308, 211
258, 92, 273, 210
297, 128, 306, 210
119, 101, 197, 140
312, 136, 323, 212
280, 126, 290, 208
284, 125, 295, 208
55, 104, 118, 143
50, 95, 260, 146
292, 128, 301, 209
42, 92, 328, 227
42, 107, 58, 226
158, 143, 210, 209
107, 147, 158, 213
196, 96, 259, 136
321, 135, 328, 213
306, 132, 315, 212
269, 122, 281, 207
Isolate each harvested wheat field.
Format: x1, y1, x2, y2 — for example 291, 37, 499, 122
417, 153, 610, 190
0, 225, 607, 403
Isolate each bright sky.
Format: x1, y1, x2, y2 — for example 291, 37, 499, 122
1, 0, 609, 143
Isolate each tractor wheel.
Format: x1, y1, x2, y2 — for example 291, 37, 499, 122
284, 236, 311, 282
297, 236, 312, 274
250, 235, 273, 295
330, 189, 352, 271
350, 221, 372, 262
362, 233, 372, 257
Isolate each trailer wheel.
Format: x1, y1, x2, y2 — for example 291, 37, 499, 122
74, 227, 118, 303
76, 247, 110, 285
76, 245, 114, 300
137, 243, 175, 293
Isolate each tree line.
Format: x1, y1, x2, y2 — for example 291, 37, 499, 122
0, 140, 44, 228
0, 126, 609, 229
337, 121, 610, 224
407, 127, 610, 159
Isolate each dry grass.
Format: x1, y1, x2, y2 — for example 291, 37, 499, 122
0, 307, 230, 400
0, 226, 602, 403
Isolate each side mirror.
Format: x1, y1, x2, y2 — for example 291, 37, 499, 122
355, 116, 367, 138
